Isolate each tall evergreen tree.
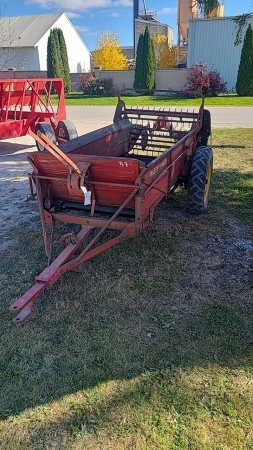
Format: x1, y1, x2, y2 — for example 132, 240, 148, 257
52, 28, 64, 78
56, 28, 71, 93
236, 24, 253, 96
143, 27, 156, 90
47, 30, 54, 78
133, 33, 144, 90
134, 27, 156, 91
47, 28, 71, 92
47, 29, 62, 78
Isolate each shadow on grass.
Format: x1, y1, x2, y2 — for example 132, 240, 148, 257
66, 93, 115, 100
213, 144, 246, 149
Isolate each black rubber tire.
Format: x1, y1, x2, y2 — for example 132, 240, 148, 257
187, 146, 213, 213
35, 122, 57, 152
197, 109, 211, 147
56, 120, 78, 141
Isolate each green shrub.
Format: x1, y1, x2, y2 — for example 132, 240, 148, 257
77, 73, 116, 95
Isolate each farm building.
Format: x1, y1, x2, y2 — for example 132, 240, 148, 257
187, 16, 253, 92
0, 13, 90, 73
133, 2, 173, 57
134, 18, 173, 56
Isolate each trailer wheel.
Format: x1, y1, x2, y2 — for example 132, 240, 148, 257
56, 120, 78, 141
197, 109, 211, 147
35, 122, 57, 152
187, 146, 213, 213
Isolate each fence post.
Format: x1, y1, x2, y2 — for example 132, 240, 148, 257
94, 66, 101, 80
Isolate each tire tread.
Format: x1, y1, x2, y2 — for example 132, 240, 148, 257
187, 146, 213, 213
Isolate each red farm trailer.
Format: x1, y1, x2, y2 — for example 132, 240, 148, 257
9, 89, 213, 323
0, 78, 77, 150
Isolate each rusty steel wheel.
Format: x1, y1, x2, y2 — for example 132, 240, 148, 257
56, 120, 78, 141
35, 122, 56, 152
187, 146, 213, 213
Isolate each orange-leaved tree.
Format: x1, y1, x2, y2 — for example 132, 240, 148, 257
93, 29, 128, 70
153, 31, 177, 69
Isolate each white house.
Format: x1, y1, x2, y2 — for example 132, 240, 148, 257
187, 16, 253, 92
0, 13, 90, 73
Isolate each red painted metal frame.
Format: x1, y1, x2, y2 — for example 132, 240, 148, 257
10, 226, 94, 323
0, 78, 66, 141
9, 92, 205, 323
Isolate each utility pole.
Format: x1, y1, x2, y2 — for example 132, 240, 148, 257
133, 0, 139, 58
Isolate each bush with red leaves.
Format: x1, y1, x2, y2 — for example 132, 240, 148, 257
187, 63, 227, 97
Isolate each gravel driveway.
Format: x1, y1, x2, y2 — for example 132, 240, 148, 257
0, 117, 108, 250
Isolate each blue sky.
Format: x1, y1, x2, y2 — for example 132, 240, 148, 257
5, 0, 253, 51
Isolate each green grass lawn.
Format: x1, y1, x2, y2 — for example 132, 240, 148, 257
60, 92, 253, 107
0, 129, 253, 449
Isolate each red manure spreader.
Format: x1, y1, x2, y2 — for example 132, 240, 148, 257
0, 77, 77, 148
9, 89, 213, 323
